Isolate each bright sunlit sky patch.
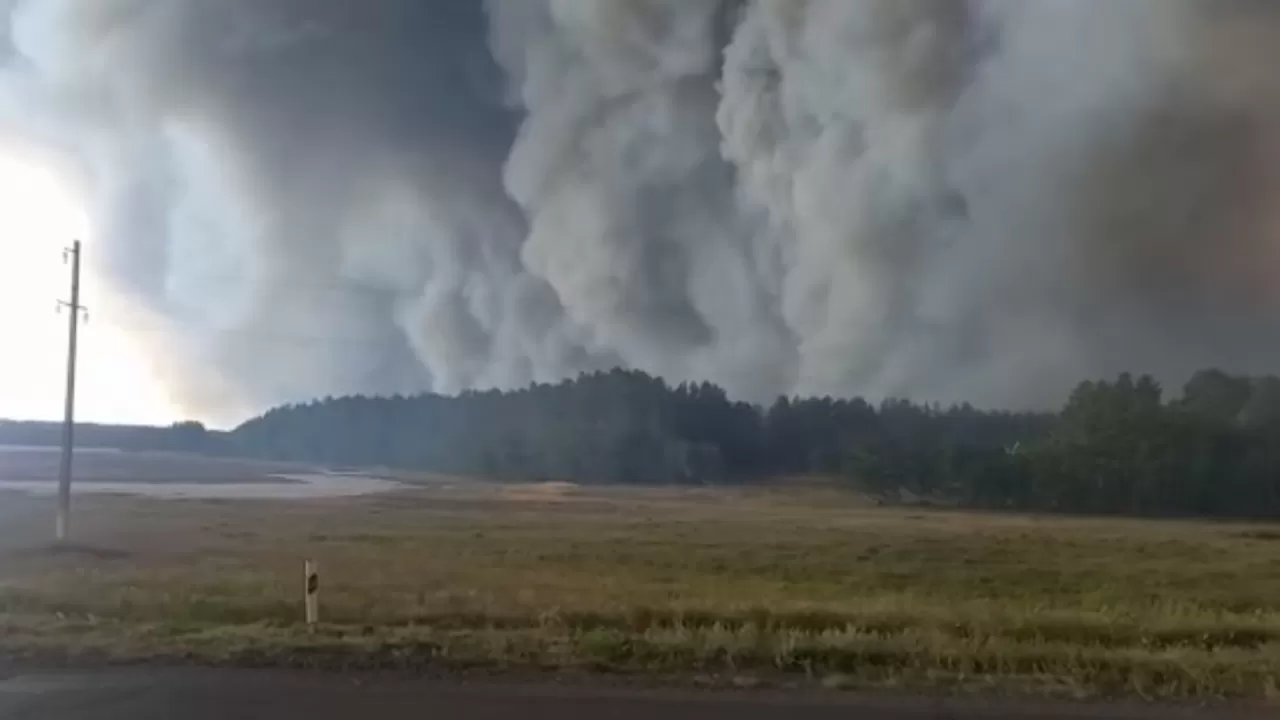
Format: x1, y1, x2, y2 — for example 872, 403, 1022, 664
0, 153, 178, 425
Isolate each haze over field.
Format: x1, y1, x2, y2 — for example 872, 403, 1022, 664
2, 0, 1280, 422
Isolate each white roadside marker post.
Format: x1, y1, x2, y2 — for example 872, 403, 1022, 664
305, 560, 319, 630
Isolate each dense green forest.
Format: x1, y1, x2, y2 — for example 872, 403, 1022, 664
5, 368, 1280, 518
225, 368, 1280, 518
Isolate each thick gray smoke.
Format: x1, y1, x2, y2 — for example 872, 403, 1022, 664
2, 0, 1280, 421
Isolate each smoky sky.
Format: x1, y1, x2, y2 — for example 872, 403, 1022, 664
2, 0, 1280, 422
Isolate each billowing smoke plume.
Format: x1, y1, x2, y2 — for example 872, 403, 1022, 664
2, 0, 1280, 421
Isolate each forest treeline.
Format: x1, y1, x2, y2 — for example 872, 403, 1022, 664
4, 368, 1280, 519
228, 368, 1280, 518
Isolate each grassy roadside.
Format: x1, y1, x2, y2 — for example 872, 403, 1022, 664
1, 485, 1279, 699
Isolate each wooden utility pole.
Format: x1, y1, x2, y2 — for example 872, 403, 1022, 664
56, 240, 85, 543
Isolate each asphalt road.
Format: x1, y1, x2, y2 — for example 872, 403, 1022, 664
0, 671, 1269, 720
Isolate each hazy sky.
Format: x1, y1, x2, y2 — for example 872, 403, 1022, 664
0, 152, 176, 424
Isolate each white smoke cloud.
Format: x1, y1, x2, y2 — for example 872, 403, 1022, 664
490, 0, 794, 398
1, 0, 1279, 422
718, 0, 977, 399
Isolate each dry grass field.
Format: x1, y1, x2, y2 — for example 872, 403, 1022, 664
0, 483, 1278, 700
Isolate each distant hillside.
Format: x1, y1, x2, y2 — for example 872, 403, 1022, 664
0, 420, 225, 454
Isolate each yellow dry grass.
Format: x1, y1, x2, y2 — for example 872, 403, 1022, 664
0, 485, 1277, 699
